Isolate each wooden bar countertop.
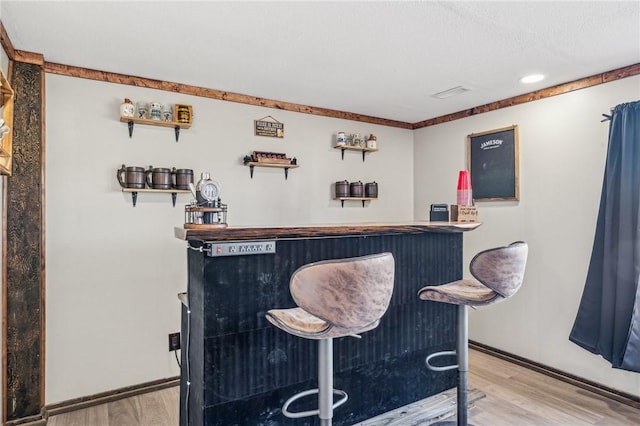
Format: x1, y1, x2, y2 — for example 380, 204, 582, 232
174, 221, 481, 242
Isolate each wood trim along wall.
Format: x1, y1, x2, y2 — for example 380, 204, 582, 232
413, 63, 640, 129
1, 20, 639, 129
40, 60, 640, 130
39, 59, 47, 412
42, 61, 414, 130
469, 340, 640, 410
14, 50, 44, 67
44, 377, 179, 418
0, 21, 16, 60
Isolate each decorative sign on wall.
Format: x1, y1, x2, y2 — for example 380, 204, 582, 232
467, 125, 520, 201
254, 115, 284, 138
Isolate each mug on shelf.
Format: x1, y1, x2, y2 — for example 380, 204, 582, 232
117, 165, 146, 189
173, 168, 194, 190
145, 166, 173, 190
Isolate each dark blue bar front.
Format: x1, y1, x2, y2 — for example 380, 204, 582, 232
179, 226, 466, 425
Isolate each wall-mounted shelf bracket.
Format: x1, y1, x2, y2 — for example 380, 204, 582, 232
244, 162, 299, 180
122, 188, 190, 207
335, 197, 376, 208
120, 116, 191, 142
333, 145, 378, 162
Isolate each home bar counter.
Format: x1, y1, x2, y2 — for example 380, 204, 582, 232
175, 222, 480, 425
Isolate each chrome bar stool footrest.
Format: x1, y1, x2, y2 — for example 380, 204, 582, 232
426, 350, 458, 372
282, 388, 348, 419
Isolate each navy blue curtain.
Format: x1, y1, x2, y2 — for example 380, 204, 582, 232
569, 101, 640, 372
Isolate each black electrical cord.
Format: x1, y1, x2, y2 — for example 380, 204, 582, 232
174, 348, 181, 368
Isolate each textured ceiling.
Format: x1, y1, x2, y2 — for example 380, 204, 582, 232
2, 1, 639, 123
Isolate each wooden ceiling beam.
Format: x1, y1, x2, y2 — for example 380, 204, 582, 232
43, 61, 414, 129
14, 50, 44, 66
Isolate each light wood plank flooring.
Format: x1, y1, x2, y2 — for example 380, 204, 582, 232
47, 349, 640, 425
47, 386, 179, 426
468, 350, 640, 425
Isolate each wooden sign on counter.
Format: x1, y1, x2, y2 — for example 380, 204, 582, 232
451, 205, 479, 222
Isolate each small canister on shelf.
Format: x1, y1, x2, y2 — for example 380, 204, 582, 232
120, 98, 135, 118
366, 134, 377, 149
365, 181, 378, 198
336, 131, 346, 146
162, 104, 173, 121
136, 101, 149, 119
176, 104, 192, 124
349, 180, 363, 197
149, 102, 162, 120
335, 180, 349, 198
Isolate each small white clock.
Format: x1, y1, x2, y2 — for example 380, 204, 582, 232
200, 180, 221, 202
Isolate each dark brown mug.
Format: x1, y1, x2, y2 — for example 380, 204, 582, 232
173, 168, 194, 190
117, 165, 145, 189
145, 166, 173, 189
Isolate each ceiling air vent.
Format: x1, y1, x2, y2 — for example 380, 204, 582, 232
431, 86, 470, 99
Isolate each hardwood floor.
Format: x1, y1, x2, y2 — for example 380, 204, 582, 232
468, 350, 640, 425
47, 386, 179, 426
47, 349, 640, 425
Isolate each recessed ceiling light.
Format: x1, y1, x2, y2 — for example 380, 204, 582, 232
520, 74, 545, 84
431, 86, 470, 99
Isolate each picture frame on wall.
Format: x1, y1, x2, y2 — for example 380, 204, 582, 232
467, 125, 519, 202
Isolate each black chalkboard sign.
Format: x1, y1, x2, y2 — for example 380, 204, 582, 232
467, 125, 519, 201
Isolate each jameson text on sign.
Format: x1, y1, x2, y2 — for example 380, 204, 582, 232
254, 119, 284, 138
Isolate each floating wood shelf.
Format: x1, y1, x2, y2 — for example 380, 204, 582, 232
244, 161, 299, 180
335, 196, 377, 208
120, 116, 192, 142
334, 145, 378, 162
122, 188, 190, 207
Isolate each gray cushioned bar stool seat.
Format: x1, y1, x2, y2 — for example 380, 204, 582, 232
267, 252, 395, 426
418, 241, 528, 426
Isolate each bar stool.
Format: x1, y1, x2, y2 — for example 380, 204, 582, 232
417, 241, 528, 426
266, 252, 395, 426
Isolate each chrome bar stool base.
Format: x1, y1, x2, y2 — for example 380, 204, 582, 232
425, 305, 474, 426
266, 253, 396, 426
418, 242, 528, 426
281, 338, 348, 425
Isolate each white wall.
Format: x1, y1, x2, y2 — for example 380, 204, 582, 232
44, 74, 414, 404
414, 75, 640, 396
34, 59, 640, 404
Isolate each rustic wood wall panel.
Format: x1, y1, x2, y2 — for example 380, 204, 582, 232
3, 61, 45, 424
